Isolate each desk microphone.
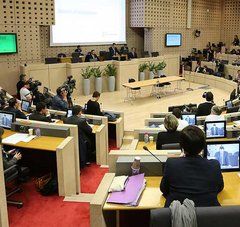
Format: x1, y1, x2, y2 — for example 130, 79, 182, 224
143, 146, 162, 163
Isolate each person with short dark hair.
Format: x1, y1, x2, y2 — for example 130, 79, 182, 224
74, 45, 83, 55
196, 92, 215, 116
160, 125, 224, 207
172, 108, 188, 130
156, 114, 181, 150
120, 44, 129, 55
86, 91, 103, 116
20, 81, 32, 101
233, 35, 239, 46
51, 87, 68, 111
4, 98, 27, 119
85, 50, 99, 62
63, 105, 94, 167
17, 74, 27, 99
109, 43, 120, 59
128, 47, 138, 59
29, 102, 52, 122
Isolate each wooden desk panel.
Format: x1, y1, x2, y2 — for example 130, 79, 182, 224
2, 130, 65, 152
103, 172, 240, 210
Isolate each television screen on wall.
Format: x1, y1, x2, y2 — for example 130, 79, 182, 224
0, 33, 18, 54
165, 33, 182, 47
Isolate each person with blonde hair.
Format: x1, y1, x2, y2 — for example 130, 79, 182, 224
156, 114, 181, 150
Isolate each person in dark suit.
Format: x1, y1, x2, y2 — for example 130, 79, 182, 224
4, 98, 27, 119
196, 92, 215, 116
214, 146, 229, 166
29, 102, 52, 122
128, 47, 138, 59
85, 50, 99, 62
120, 44, 129, 55
210, 124, 219, 136
160, 125, 224, 207
86, 91, 103, 116
63, 105, 94, 167
51, 87, 69, 111
109, 43, 120, 59
156, 114, 181, 150
233, 35, 239, 46
16, 74, 27, 100
74, 45, 83, 55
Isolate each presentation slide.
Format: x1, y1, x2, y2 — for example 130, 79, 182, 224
0, 34, 17, 54
50, 0, 126, 46
165, 34, 182, 47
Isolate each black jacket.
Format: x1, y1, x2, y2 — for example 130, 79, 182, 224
109, 47, 120, 57
85, 53, 99, 62
29, 111, 52, 122
86, 100, 103, 116
160, 156, 224, 207
156, 131, 181, 150
128, 52, 138, 59
196, 102, 214, 116
4, 106, 27, 119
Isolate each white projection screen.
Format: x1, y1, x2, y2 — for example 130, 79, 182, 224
50, 0, 126, 46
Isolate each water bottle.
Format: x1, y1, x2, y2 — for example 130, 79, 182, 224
131, 157, 141, 175
144, 133, 149, 143
35, 128, 41, 137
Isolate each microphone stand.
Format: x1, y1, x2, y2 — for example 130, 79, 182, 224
143, 146, 162, 163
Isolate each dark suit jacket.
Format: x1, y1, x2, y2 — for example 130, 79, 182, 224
86, 100, 103, 116
214, 151, 229, 166
196, 102, 214, 116
156, 131, 181, 150
85, 53, 99, 62
109, 47, 120, 57
4, 106, 27, 119
128, 52, 138, 59
29, 112, 52, 122
160, 156, 224, 207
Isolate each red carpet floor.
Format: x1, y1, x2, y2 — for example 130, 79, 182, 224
8, 164, 109, 227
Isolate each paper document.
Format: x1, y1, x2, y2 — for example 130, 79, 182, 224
21, 135, 36, 142
2, 133, 29, 144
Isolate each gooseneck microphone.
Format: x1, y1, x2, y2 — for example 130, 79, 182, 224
143, 146, 162, 163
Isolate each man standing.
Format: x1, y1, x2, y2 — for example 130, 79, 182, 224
20, 81, 32, 102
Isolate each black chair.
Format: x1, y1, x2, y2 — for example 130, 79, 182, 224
151, 52, 159, 57
71, 52, 82, 63
150, 206, 240, 227
4, 165, 23, 208
45, 58, 59, 64
143, 51, 150, 58
161, 143, 180, 150
128, 78, 141, 99
57, 53, 66, 58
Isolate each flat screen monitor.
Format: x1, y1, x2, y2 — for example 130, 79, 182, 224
204, 121, 226, 139
165, 33, 182, 47
67, 109, 72, 118
0, 111, 15, 129
21, 100, 31, 112
0, 33, 18, 54
204, 140, 240, 171
181, 114, 196, 125
225, 100, 233, 109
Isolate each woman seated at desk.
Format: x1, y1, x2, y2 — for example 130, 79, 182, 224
160, 125, 224, 207
86, 91, 103, 116
156, 114, 181, 150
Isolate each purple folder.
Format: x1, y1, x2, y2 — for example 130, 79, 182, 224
107, 173, 145, 204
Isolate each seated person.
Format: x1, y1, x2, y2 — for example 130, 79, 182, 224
85, 50, 99, 62
16, 74, 27, 100
74, 45, 83, 55
205, 105, 224, 122
160, 126, 224, 207
203, 66, 214, 75
128, 47, 138, 59
51, 87, 69, 111
196, 92, 215, 116
29, 102, 52, 122
156, 114, 181, 150
195, 62, 203, 73
172, 108, 188, 130
109, 43, 120, 58
4, 98, 27, 119
20, 81, 32, 102
63, 105, 94, 167
120, 44, 129, 55
86, 91, 103, 116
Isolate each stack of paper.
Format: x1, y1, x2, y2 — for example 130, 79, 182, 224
107, 173, 146, 206
2, 133, 36, 144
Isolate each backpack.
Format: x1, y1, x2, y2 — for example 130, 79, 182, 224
104, 112, 117, 122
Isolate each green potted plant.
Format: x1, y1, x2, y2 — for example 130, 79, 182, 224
148, 62, 156, 79
155, 61, 167, 76
81, 66, 93, 95
138, 63, 148, 81
103, 64, 117, 92
92, 67, 103, 93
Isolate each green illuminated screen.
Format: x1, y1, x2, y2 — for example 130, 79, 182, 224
0, 33, 17, 54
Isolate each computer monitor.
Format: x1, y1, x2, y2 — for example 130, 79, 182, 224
21, 100, 31, 112
204, 121, 226, 139
0, 111, 15, 129
66, 109, 72, 118
225, 100, 233, 109
181, 114, 196, 125
204, 140, 240, 171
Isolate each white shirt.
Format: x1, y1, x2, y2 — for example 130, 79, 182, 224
177, 119, 189, 131
20, 87, 31, 101
205, 114, 225, 122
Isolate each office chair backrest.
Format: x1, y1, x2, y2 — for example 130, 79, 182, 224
150, 206, 240, 227
151, 52, 159, 57
129, 78, 136, 83
45, 58, 59, 64
143, 51, 150, 58
161, 143, 180, 150
57, 53, 66, 58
